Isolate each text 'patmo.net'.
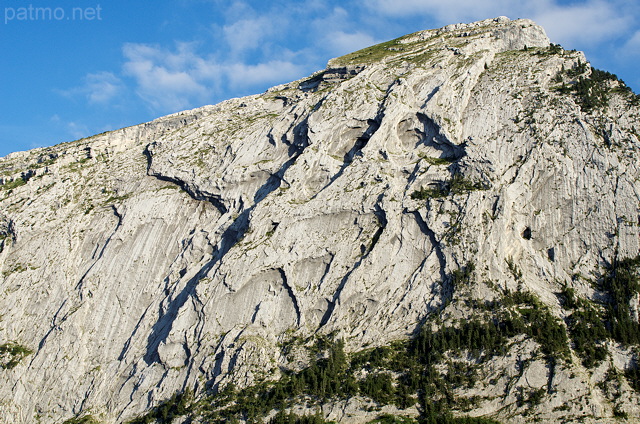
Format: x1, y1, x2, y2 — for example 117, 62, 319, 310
5, 4, 102, 24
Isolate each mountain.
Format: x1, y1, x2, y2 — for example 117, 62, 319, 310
1, 16, 640, 424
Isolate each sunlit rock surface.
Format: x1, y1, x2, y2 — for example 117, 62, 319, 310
1, 17, 639, 423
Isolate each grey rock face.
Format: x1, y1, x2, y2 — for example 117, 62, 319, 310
0, 17, 639, 423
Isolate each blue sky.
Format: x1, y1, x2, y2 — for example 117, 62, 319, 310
1, 0, 639, 158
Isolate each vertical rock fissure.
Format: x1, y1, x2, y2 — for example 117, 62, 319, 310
317, 253, 335, 290
277, 268, 301, 327
253, 119, 310, 204
118, 303, 155, 361
143, 209, 251, 365
180, 301, 208, 394
36, 300, 69, 352
320, 201, 388, 328
410, 210, 447, 282
311, 117, 382, 201
75, 205, 123, 299
319, 264, 359, 329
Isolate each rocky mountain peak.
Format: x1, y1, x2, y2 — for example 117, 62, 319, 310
328, 16, 549, 67
1, 17, 639, 424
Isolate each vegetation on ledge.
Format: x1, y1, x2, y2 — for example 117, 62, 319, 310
0, 342, 33, 370
126, 389, 193, 424
553, 61, 638, 111
411, 173, 487, 200
62, 415, 101, 424
0, 176, 26, 191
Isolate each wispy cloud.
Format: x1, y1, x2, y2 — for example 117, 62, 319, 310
223, 16, 280, 55
58, 71, 123, 105
66, 121, 91, 139
533, 0, 634, 45
121, 41, 307, 113
323, 30, 379, 56
361, 0, 512, 23
85, 72, 124, 104
51, 115, 92, 140
61, 2, 383, 115
623, 30, 640, 55
226, 60, 306, 88
122, 42, 211, 111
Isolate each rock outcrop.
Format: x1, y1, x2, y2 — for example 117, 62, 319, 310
1, 17, 639, 423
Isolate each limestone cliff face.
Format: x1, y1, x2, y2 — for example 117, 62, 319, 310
1, 17, 639, 423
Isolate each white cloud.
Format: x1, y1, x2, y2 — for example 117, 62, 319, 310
304, 6, 381, 59
84, 72, 123, 104
111, 4, 382, 114
50, 114, 91, 140
533, 0, 633, 45
57, 71, 123, 105
226, 60, 306, 88
623, 30, 640, 56
223, 16, 278, 54
122, 42, 212, 111
217, 1, 259, 22
362, 0, 513, 23
324, 31, 379, 56
66, 121, 91, 139
120, 41, 307, 113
